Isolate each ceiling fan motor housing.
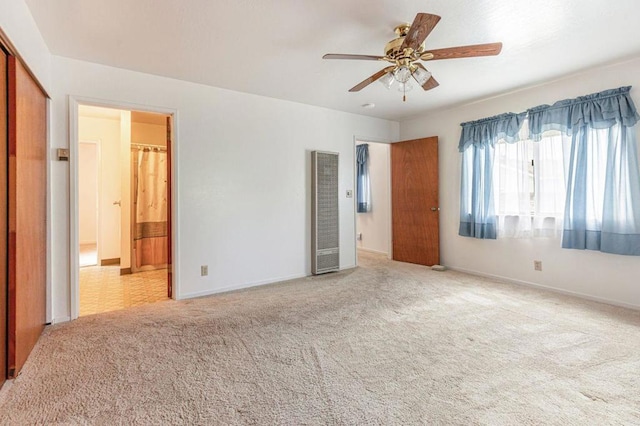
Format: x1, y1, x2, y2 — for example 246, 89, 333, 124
385, 30, 425, 61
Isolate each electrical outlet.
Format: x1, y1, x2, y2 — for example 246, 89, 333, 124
346, 190, 353, 198
534, 260, 542, 271
201, 265, 208, 276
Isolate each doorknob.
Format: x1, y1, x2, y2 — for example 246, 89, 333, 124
431, 207, 439, 211
113, 200, 121, 206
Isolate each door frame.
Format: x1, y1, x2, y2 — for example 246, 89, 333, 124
352, 136, 393, 266
69, 96, 180, 320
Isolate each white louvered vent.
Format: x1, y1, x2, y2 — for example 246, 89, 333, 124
311, 151, 339, 275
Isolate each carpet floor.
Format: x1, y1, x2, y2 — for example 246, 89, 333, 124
1, 252, 639, 425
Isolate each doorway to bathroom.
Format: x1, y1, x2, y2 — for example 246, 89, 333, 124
75, 105, 173, 317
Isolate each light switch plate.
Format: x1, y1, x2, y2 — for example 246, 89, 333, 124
57, 148, 69, 161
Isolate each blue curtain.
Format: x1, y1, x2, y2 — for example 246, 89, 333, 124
458, 113, 526, 238
356, 144, 371, 213
527, 87, 640, 255
458, 86, 640, 255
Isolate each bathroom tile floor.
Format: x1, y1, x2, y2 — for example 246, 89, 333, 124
79, 266, 169, 317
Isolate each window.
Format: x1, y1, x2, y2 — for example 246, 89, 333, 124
493, 123, 568, 238
356, 144, 371, 213
457, 87, 640, 255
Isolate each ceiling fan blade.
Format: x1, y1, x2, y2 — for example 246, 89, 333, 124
401, 13, 441, 51
422, 42, 503, 60
349, 66, 395, 92
414, 63, 439, 91
421, 75, 439, 91
323, 53, 385, 61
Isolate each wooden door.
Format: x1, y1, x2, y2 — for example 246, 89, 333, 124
7, 57, 47, 378
391, 137, 439, 266
0, 48, 7, 386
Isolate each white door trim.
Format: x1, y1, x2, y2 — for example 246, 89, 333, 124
69, 95, 180, 320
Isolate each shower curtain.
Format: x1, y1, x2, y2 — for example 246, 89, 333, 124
134, 148, 168, 269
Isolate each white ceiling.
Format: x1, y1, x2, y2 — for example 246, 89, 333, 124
26, 0, 640, 121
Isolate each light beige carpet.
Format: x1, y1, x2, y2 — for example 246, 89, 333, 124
1, 252, 639, 425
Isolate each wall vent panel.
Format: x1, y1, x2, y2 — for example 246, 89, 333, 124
311, 151, 339, 274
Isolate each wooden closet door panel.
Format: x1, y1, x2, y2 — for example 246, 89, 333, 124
7, 57, 47, 377
0, 49, 7, 384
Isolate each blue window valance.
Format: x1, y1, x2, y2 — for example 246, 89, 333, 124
527, 86, 640, 141
458, 112, 526, 152
459, 86, 640, 150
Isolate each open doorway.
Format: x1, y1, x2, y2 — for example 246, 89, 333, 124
355, 136, 441, 267
354, 140, 392, 264
76, 105, 173, 317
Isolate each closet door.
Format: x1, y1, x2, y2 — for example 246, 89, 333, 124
7, 56, 47, 378
0, 48, 7, 386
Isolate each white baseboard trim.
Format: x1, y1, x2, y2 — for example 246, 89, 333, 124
180, 272, 309, 300
181, 264, 359, 300
448, 266, 640, 311
52, 316, 71, 324
356, 247, 388, 256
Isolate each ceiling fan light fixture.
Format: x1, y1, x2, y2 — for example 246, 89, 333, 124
379, 71, 395, 90
393, 65, 412, 84
412, 67, 432, 86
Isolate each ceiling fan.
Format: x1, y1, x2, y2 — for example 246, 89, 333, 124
323, 13, 502, 101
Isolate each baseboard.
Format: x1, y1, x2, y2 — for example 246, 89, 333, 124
356, 247, 388, 256
52, 316, 71, 324
101, 258, 120, 266
120, 268, 132, 275
448, 266, 640, 311
180, 272, 309, 300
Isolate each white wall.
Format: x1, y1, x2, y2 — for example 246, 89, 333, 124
400, 57, 640, 309
78, 143, 97, 244
78, 115, 122, 262
50, 56, 400, 322
356, 142, 390, 255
